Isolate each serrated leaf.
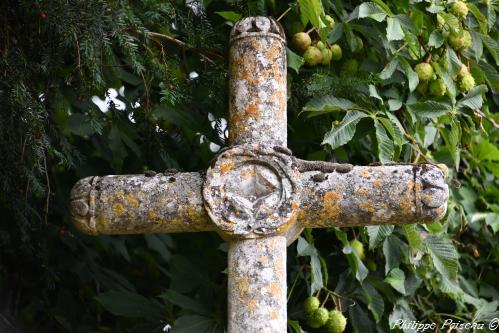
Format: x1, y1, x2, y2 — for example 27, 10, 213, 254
374, 119, 394, 163
322, 110, 368, 150
406, 101, 451, 117
426, 235, 459, 279
172, 315, 216, 333
383, 235, 408, 274
457, 84, 488, 110
399, 58, 419, 92
302, 95, 356, 113
387, 17, 404, 41
439, 12, 460, 33
327, 22, 344, 44
470, 30, 483, 61
428, 30, 445, 48
297, 237, 324, 294
480, 33, 499, 65
358, 2, 387, 22
367, 225, 394, 249
386, 112, 407, 145
286, 48, 304, 74
467, 3, 488, 34
385, 268, 406, 294
387, 99, 402, 111
433, 63, 456, 101
95, 290, 162, 319
160, 290, 210, 315
447, 47, 464, 73
336, 229, 369, 282
144, 234, 171, 262
299, 0, 326, 29
369, 85, 383, 102
486, 3, 496, 31
479, 61, 499, 90
379, 58, 399, 80
402, 224, 422, 250
362, 283, 385, 322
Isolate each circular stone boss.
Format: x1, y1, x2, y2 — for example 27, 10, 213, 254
203, 145, 300, 239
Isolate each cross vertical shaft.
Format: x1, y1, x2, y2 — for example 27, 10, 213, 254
226, 17, 288, 332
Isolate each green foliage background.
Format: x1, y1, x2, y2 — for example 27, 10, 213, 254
0, 0, 498, 332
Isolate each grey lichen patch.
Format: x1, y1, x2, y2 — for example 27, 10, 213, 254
203, 145, 301, 241
228, 236, 287, 333
70, 172, 214, 235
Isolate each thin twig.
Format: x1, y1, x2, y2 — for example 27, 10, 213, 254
147, 31, 217, 65
276, 7, 292, 22
43, 153, 50, 224
306, 27, 316, 34
140, 71, 150, 110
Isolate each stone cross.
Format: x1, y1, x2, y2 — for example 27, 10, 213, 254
70, 17, 449, 333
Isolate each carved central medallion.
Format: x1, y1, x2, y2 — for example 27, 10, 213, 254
203, 145, 300, 238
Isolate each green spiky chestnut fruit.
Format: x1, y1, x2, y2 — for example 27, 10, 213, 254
429, 78, 447, 96
304, 296, 320, 313
341, 59, 359, 75
458, 65, 470, 78
415, 63, 434, 81
317, 41, 326, 50
325, 15, 335, 28
353, 36, 364, 53
330, 44, 343, 61
450, 0, 469, 20
308, 308, 329, 328
304, 46, 323, 66
449, 30, 472, 51
416, 81, 429, 94
322, 48, 333, 65
350, 239, 365, 260
326, 310, 347, 333
292, 32, 312, 52
460, 74, 475, 92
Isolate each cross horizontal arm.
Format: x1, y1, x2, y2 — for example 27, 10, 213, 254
70, 173, 214, 235
296, 163, 448, 228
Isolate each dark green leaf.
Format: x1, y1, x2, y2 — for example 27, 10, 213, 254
406, 101, 452, 117
322, 111, 368, 150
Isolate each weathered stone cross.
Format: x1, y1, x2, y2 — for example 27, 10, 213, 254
70, 17, 449, 333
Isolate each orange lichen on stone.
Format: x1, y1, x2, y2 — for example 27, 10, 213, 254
248, 299, 257, 312
359, 201, 374, 213
361, 169, 370, 177
259, 255, 269, 265
322, 191, 342, 220
238, 276, 250, 299
354, 188, 369, 196
112, 203, 125, 216
399, 198, 414, 215
268, 282, 281, 297
220, 162, 236, 175
124, 194, 140, 208
270, 309, 279, 320
422, 194, 433, 204
244, 103, 260, 118
373, 179, 383, 188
